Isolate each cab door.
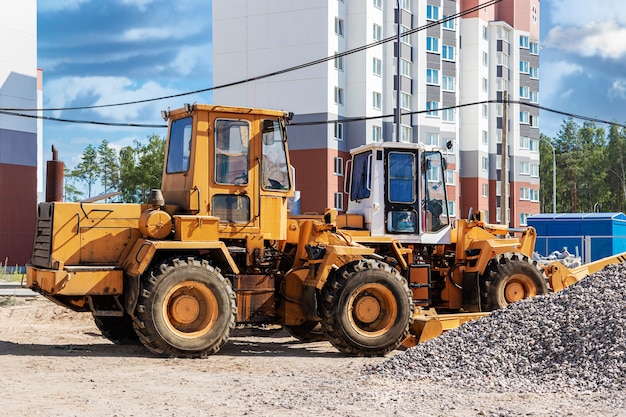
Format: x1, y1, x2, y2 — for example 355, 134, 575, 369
384, 149, 420, 234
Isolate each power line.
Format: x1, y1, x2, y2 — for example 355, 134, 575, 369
0, 0, 502, 114
0, 110, 166, 128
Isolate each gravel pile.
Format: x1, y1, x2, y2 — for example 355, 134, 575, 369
368, 263, 626, 393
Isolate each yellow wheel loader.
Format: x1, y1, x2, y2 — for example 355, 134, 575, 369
25, 104, 625, 357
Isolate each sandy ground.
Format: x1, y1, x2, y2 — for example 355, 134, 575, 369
1, 297, 625, 417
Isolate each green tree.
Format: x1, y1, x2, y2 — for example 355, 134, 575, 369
539, 133, 556, 213
119, 134, 165, 203
63, 167, 84, 202
98, 139, 120, 200
72, 144, 100, 199
606, 124, 626, 212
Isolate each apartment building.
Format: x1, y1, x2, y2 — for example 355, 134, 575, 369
212, 0, 540, 227
0, 0, 41, 265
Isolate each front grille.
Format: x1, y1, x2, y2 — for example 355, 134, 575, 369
30, 202, 54, 268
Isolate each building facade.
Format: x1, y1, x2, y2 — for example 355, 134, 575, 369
212, 0, 540, 227
0, 0, 41, 265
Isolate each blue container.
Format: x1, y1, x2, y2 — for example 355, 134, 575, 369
527, 212, 626, 262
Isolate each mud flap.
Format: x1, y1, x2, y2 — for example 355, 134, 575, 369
124, 274, 140, 318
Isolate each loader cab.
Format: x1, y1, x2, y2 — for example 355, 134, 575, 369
346, 142, 451, 245
161, 104, 294, 240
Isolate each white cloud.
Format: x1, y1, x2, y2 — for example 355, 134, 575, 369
119, 18, 205, 42
38, 0, 91, 12
43, 76, 179, 122
118, 0, 158, 13
549, 0, 626, 26
170, 45, 211, 76
545, 21, 626, 60
609, 79, 626, 100
539, 60, 584, 104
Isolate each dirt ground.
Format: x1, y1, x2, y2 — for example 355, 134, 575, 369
1, 297, 624, 417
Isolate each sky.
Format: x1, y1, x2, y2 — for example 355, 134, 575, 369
36, 0, 626, 172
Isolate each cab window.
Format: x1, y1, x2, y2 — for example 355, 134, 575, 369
215, 119, 249, 185
166, 117, 192, 173
262, 119, 290, 191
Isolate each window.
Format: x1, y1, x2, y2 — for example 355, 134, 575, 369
442, 45, 455, 61
520, 213, 530, 226
214, 119, 250, 185
426, 4, 439, 20
482, 52, 488, 66
530, 91, 539, 103
400, 0, 411, 10
448, 201, 456, 217
426, 36, 439, 53
520, 60, 530, 74
496, 130, 502, 143
482, 130, 488, 145
446, 169, 455, 185
520, 187, 530, 200
529, 139, 539, 152
497, 52, 509, 67
373, 23, 382, 41
496, 158, 501, 170
400, 125, 412, 142
496, 181, 501, 196
335, 18, 344, 36
482, 183, 489, 197
372, 125, 382, 142
520, 86, 530, 99
481, 156, 488, 171
482, 103, 488, 118
350, 151, 372, 201
426, 101, 439, 117
400, 25, 411, 45
496, 103, 503, 117
334, 122, 343, 140
530, 114, 538, 127
442, 75, 455, 92
530, 189, 540, 202
482, 77, 488, 92
400, 59, 412, 77
334, 53, 344, 70
262, 119, 290, 191
388, 152, 415, 203
372, 91, 382, 109
426, 68, 439, 85
531, 164, 539, 177
529, 41, 539, 54
335, 87, 344, 105
442, 108, 455, 122
400, 92, 411, 110
529, 66, 539, 79
520, 136, 530, 149
483, 25, 488, 40
520, 35, 529, 49
212, 194, 250, 223
445, 138, 455, 154
372, 57, 382, 76
373, 0, 381, 8
334, 192, 344, 211
166, 117, 192, 174
425, 132, 440, 147
520, 111, 529, 124
334, 157, 344, 176
496, 78, 509, 92
442, 15, 455, 30
520, 161, 530, 175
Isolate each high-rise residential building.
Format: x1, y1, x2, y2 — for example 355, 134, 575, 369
459, 0, 540, 227
212, 0, 539, 227
0, 0, 41, 265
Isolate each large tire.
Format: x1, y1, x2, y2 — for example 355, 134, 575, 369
93, 314, 140, 345
320, 259, 414, 357
482, 253, 549, 311
134, 257, 236, 358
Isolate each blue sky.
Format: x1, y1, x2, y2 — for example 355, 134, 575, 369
37, 0, 626, 172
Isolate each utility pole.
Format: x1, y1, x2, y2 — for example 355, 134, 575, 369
500, 91, 508, 226
395, 0, 401, 142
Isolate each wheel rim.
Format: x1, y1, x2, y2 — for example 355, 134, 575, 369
348, 283, 397, 337
504, 274, 537, 303
163, 280, 218, 338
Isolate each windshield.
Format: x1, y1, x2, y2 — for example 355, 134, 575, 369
422, 151, 449, 232
350, 151, 371, 201
166, 117, 192, 173
262, 119, 290, 191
